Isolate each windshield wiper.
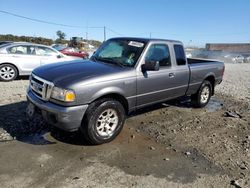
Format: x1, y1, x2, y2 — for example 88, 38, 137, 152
97, 57, 125, 68
90, 55, 98, 62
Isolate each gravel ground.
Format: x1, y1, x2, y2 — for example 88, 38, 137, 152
0, 64, 249, 187
216, 63, 250, 100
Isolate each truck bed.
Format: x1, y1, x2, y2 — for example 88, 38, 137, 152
186, 58, 224, 96
187, 58, 219, 64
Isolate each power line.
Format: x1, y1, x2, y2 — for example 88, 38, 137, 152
0, 10, 124, 41
106, 27, 123, 36
0, 10, 102, 29
2, 9, 248, 39
0, 10, 125, 41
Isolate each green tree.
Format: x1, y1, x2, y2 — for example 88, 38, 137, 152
0, 34, 54, 45
56, 30, 66, 40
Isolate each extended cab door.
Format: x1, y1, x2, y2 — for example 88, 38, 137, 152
170, 44, 190, 97
136, 42, 189, 108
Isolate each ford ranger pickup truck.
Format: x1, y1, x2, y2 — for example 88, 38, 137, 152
26, 37, 225, 144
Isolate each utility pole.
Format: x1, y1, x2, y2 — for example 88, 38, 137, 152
149, 32, 152, 38
85, 31, 88, 41
85, 22, 89, 41
104, 26, 106, 41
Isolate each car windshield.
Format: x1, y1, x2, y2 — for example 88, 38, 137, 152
91, 39, 146, 67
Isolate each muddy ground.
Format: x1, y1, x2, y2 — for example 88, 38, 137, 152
0, 67, 249, 187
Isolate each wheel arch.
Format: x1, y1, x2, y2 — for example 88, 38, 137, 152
90, 92, 129, 115
204, 74, 215, 95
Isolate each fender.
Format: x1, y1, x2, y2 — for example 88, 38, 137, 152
90, 86, 126, 103
203, 72, 215, 81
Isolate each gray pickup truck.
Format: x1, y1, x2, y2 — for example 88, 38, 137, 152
26, 37, 224, 144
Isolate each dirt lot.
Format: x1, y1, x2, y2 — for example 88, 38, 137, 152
0, 63, 249, 188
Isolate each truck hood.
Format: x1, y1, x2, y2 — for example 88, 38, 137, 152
32, 60, 130, 87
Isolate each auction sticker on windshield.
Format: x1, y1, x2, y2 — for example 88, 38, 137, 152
128, 41, 144, 48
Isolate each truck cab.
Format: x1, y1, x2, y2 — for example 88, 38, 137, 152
135, 39, 190, 108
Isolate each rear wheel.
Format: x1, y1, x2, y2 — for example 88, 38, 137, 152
191, 80, 212, 108
81, 98, 126, 145
0, 64, 18, 81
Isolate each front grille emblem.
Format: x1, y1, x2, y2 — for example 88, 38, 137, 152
30, 74, 54, 101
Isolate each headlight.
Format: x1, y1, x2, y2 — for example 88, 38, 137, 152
51, 87, 76, 102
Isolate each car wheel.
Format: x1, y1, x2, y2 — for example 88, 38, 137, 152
0, 64, 18, 81
81, 98, 126, 145
191, 80, 212, 108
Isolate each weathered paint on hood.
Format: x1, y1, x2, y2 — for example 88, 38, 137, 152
32, 60, 130, 88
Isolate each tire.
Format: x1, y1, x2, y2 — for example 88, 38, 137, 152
191, 80, 212, 108
81, 98, 126, 145
0, 64, 18, 81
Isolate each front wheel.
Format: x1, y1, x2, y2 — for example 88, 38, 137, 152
191, 80, 212, 108
81, 98, 126, 145
0, 64, 18, 81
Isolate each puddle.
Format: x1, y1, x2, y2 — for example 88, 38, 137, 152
206, 97, 223, 112
89, 127, 223, 184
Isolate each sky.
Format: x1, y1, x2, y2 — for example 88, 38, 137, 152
0, 0, 250, 47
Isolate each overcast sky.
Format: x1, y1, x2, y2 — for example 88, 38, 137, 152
1, 0, 250, 47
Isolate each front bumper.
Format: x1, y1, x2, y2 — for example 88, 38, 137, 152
27, 89, 88, 132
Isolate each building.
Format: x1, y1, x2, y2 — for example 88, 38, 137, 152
206, 43, 250, 53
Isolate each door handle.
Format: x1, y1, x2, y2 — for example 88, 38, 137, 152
169, 73, 175, 78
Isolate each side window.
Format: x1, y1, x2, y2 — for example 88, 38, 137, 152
145, 44, 171, 67
174, 45, 186, 66
36, 47, 57, 56
8, 45, 28, 54
27, 46, 36, 55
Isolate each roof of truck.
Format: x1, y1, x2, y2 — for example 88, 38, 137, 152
109, 37, 182, 44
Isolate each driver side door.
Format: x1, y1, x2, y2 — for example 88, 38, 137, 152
136, 43, 177, 108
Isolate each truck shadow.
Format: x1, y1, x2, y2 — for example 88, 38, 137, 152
0, 96, 221, 146
0, 101, 90, 145
129, 96, 192, 117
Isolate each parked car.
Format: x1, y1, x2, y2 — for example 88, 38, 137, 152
27, 37, 224, 144
0, 41, 13, 46
53, 46, 89, 59
61, 47, 89, 59
232, 55, 245, 63
0, 42, 81, 81
246, 56, 250, 63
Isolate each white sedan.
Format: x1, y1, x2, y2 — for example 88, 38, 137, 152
0, 42, 81, 81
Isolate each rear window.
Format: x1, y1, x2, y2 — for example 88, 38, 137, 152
174, 45, 186, 65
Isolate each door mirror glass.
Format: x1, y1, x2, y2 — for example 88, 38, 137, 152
141, 60, 159, 72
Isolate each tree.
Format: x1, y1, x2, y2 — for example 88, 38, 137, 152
0, 34, 54, 45
56, 30, 66, 40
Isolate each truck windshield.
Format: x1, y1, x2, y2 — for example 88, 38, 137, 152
91, 39, 146, 67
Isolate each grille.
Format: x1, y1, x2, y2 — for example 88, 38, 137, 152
30, 74, 54, 101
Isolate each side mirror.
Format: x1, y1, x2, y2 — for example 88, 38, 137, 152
141, 60, 160, 72
57, 54, 63, 58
